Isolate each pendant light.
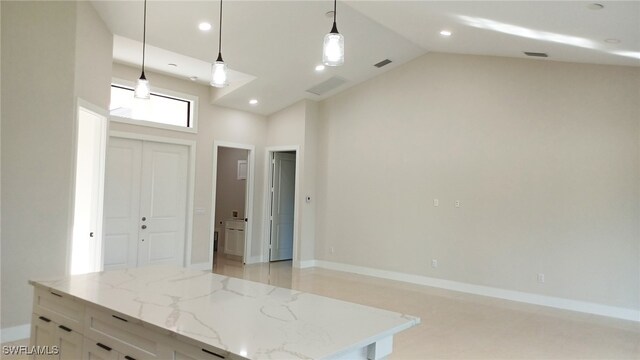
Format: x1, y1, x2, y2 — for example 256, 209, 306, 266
323, 0, 344, 66
134, 0, 151, 99
211, 0, 229, 87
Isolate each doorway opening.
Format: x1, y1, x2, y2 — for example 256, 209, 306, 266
211, 142, 255, 270
266, 149, 298, 264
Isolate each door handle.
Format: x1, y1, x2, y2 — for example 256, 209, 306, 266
141, 225, 147, 229
89, 232, 94, 237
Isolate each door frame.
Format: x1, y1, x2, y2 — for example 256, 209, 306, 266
210, 141, 256, 266
67, 98, 109, 275
108, 130, 197, 267
263, 146, 300, 264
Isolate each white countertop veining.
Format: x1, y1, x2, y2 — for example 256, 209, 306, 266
30, 266, 420, 359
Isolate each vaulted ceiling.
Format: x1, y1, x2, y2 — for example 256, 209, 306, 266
90, 1, 640, 116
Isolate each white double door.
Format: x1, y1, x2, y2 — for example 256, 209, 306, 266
104, 138, 188, 270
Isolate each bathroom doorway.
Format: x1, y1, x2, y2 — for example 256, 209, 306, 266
211, 141, 255, 269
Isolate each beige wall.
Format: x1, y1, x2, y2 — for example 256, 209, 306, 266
110, 63, 268, 264
316, 53, 640, 310
266, 100, 318, 263
215, 147, 248, 251
1, 1, 113, 330
75, 1, 112, 109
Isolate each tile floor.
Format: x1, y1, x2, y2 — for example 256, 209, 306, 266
2, 256, 637, 359
212, 254, 639, 359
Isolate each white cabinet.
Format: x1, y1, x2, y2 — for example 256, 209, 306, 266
31, 289, 85, 360
224, 220, 245, 257
30, 287, 240, 360
30, 313, 83, 360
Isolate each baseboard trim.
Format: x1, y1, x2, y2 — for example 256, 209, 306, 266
189, 262, 211, 271
1, 324, 30, 343
298, 260, 317, 269
313, 260, 640, 322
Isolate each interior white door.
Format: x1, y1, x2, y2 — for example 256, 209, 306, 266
104, 138, 142, 270
269, 152, 296, 261
104, 138, 188, 269
138, 141, 188, 267
70, 106, 107, 274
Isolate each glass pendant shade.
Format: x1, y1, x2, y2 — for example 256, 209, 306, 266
323, 31, 344, 66
211, 60, 229, 88
134, 75, 151, 99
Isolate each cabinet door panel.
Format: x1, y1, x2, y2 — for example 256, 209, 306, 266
31, 314, 58, 359
57, 325, 83, 360
83, 338, 120, 360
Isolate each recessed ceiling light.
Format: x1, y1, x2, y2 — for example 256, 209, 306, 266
249, 99, 258, 105
168, 63, 177, 67
440, 30, 452, 36
189, 76, 198, 81
199, 22, 212, 31
315, 65, 326, 71
605, 38, 621, 44
587, 3, 604, 10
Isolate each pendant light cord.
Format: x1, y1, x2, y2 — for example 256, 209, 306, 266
217, 0, 223, 61
141, 0, 147, 77
333, 0, 336, 23
330, 0, 339, 34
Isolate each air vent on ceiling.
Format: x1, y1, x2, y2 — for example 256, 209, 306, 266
374, 59, 392, 68
306, 76, 348, 96
524, 52, 548, 58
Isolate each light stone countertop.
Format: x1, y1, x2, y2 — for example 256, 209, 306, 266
30, 266, 420, 359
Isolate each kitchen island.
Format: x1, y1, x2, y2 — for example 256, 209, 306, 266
29, 265, 419, 359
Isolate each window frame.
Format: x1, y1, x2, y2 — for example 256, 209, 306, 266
109, 78, 198, 134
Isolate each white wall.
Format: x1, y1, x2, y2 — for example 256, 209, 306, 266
316, 52, 640, 311
215, 147, 248, 251
1, 1, 112, 333
110, 63, 268, 264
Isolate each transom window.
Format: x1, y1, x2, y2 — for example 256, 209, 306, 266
109, 83, 197, 132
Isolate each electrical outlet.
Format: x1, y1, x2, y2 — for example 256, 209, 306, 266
431, 259, 438, 268
433, 199, 439, 207
455, 200, 461, 208
537, 273, 545, 283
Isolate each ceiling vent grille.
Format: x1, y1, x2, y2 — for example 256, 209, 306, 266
374, 59, 392, 68
524, 52, 548, 58
306, 76, 348, 96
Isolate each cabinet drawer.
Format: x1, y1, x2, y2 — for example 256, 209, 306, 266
84, 307, 163, 360
33, 288, 85, 331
